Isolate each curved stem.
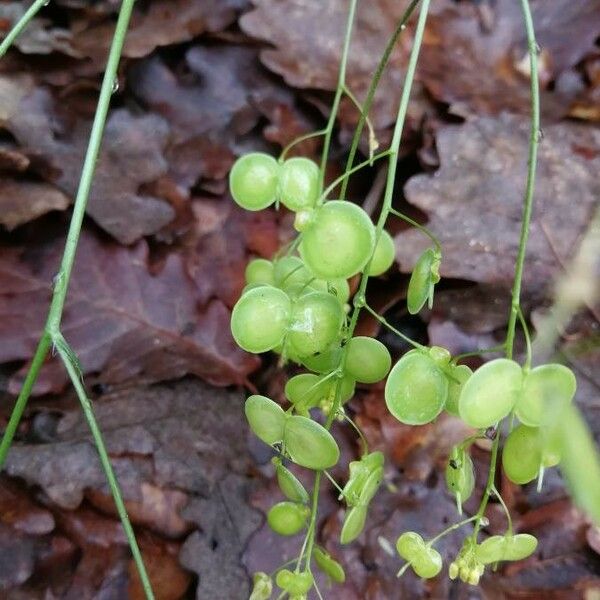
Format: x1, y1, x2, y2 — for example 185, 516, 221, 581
320, 150, 391, 201
364, 303, 424, 350
0, 0, 49, 57
517, 307, 532, 369
319, 0, 358, 189
389, 207, 442, 252
340, 0, 421, 199
280, 128, 328, 161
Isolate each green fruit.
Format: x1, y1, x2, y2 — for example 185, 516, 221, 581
367, 230, 395, 276
502, 424, 541, 484
385, 350, 448, 425
245, 395, 286, 445
445, 445, 475, 510
458, 358, 522, 428
273, 458, 310, 504
300, 201, 376, 279
345, 336, 392, 384
411, 547, 443, 579
300, 345, 342, 374
313, 547, 346, 583
267, 501, 309, 536
396, 532, 426, 562
284, 415, 340, 470
288, 292, 344, 356
279, 157, 320, 211
229, 152, 279, 210
407, 248, 441, 314
342, 451, 384, 506
284, 373, 323, 414
476, 533, 537, 564
231, 286, 291, 353
516, 363, 576, 427
445, 364, 473, 416
340, 505, 367, 544
273, 256, 313, 295
245, 258, 275, 286
275, 569, 313, 596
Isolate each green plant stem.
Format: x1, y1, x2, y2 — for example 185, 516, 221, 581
318, 0, 358, 189
364, 304, 424, 350
0, 0, 49, 57
0, 0, 154, 596
344, 0, 431, 344
340, 0, 421, 199
0, 0, 137, 465
473, 0, 539, 538
427, 515, 479, 546
389, 207, 441, 251
58, 346, 155, 599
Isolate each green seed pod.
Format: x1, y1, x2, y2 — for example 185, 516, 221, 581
411, 547, 443, 579
445, 364, 473, 417
516, 363, 576, 427
245, 395, 287, 445
340, 505, 368, 544
284, 415, 340, 470
245, 258, 275, 286
345, 336, 392, 384
445, 445, 475, 512
267, 501, 309, 536
313, 546, 346, 583
288, 292, 344, 356
273, 458, 309, 504
407, 248, 441, 315
275, 569, 313, 596
249, 572, 272, 600
273, 256, 313, 296
385, 350, 448, 425
367, 230, 396, 276
476, 533, 537, 564
279, 157, 320, 212
284, 373, 323, 415
502, 424, 542, 484
458, 358, 523, 428
229, 152, 279, 211
300, 345, 342, 374
396, 531, 426, 562
342, 451, 384, 506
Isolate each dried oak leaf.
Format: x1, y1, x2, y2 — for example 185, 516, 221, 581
420, 0, 600, 118
70, 0, 248, 68
240, 0, 429, 132
0, 74, 174, 243
396, 114, 600, 300
0, 179, 70, 230
129, 44, 298, 189
1, 228, 257, 396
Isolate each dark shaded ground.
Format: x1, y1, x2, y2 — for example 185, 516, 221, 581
0, 0, 599, 597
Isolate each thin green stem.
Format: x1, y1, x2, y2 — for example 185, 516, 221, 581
324, 470, 345, 496
319, 0, 358, 189
280, 128, 328, 161
0, 0, 49, 57
473, 0, 539, 538
517, 307, 532, 369
427, 515, 479, 546
342, 84, 378, 160
57, 347, 155, 599
340, 0, 421, 199
344, 0, 431, 343
47, 0, 136, 331
302, 471, 322, 570
505, 0, 540, 361
491, 485, 513, 534
364, 304, 424, 350
340, 411, 369, 455
320, 150, 391, 202
0, 333, 51, 464
389, 208, 441, 251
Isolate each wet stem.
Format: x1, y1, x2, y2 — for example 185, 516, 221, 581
0, 1, 155, 597
472, 0, 540, 538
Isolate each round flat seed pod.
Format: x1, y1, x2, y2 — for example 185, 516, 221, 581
284, 415, 340, 470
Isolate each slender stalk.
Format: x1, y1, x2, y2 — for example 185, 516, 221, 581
473, 0, 539, 536
505, 0, 540, 360
389, 207, 441, 251
0, 0, 49, 58
340, 0, 421, 199
318, 0, 358, 188
0, 333, 51, 464
58, 348, 155, 599
345, 0, 432, 343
